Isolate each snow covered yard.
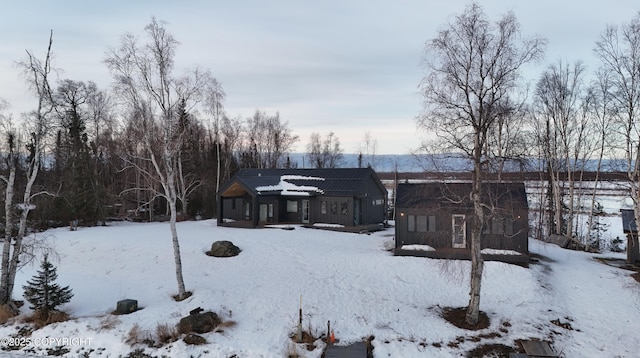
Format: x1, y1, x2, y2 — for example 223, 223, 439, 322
0, 220, 638, 357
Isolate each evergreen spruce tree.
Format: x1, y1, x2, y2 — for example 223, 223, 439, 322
22, 255, 73, 317
589, 202, 609, 250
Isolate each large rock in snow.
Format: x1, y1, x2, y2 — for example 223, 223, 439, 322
206, 240, 241, 257
183, 333, 207, 345
178, 311, 221, 334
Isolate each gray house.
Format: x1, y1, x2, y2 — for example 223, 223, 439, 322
217, 168, 387, 228
394, 182, 529, 264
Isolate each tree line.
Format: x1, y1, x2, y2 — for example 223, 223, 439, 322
0, 21, 370, 230
0, 19, 375, 304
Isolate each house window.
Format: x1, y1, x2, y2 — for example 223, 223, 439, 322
417, 215, 427, 232
244, 202, 250, 220
341, 202, 348, 215
485, 217, 515, 235
331, 201, 337, 215
409, 215, 435, 232
452, 214, 466, 248
268, 204, 274, 218
287, 200, 297, 213
492, 218, 504, 235
321, 201, 327, 215
232, 198, 236, 210
428, 215, 436, 232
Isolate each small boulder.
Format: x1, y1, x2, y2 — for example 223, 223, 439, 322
116, 299, 138, 315
183, 333, 207, 345
0, 302, 19, 324
206, 240, 241, 257
178, 311, 221, 334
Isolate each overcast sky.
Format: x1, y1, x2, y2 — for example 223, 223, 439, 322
0, 1, 638, 154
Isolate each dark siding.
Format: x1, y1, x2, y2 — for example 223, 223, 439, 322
314, 196, 353, 226
221, 197, 252, 222
357, 172, 388, 225
395, 182, 528, 254
621, 209, 637, 232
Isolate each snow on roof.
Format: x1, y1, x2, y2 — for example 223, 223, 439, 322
256, 175, 325, 196
280, 175, 324, 181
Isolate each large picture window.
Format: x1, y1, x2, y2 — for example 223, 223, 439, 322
486, 217, 514, 235
408, 214, 436, 232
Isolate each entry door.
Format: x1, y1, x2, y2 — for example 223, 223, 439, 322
452, 214, 466, 248
302, 200, 310, 223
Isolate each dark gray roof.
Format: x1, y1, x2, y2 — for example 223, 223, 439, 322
396, 182, 528, 210
225, 168, 386, 197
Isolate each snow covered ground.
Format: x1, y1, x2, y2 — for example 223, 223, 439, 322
0, 219, 638, 357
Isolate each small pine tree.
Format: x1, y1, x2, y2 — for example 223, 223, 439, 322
22, 255, 73, 317
589, 202, 609, 250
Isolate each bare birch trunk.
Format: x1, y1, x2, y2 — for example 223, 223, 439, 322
166, 147, 187, 298
7, 153, 41, 302
1, 32, 52, 305
550, 168, 564, 235
0, 161, 16, 304
168, 193, 186, 299
466, 137, 485, 326
566, 166, 575, 238
587, 126, 607, 249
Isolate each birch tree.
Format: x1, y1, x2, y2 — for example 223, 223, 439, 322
204, 79, 225, 198
358, 131, 379, 170
0, 32, 56, 305
418, 3, 545, 325
533, 61, 591, 239
594, 12, 640, 256
306, 132, 344, 169
240, 110, 298, 169
105, 18, 215, 300
585, 70, 616, 248
219, 114, 242, 182
0, 100, 16, 307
